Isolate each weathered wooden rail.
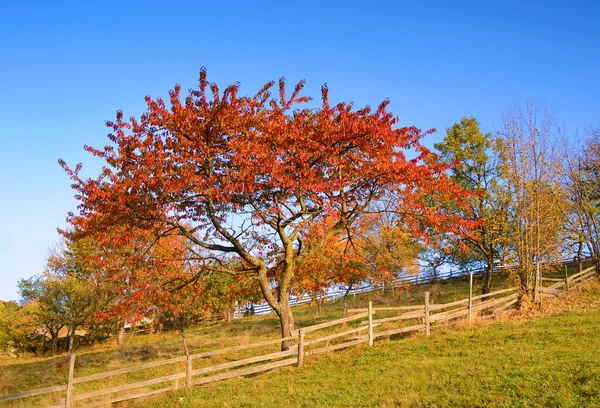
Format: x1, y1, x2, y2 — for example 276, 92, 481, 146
2, 266, 597, 407
542, 266, 597, 297
240, 257, 595, 317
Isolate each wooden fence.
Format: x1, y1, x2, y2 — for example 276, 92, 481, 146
1, 266, 597, 408
542, 265, 597, 297
237, 256, 594, 318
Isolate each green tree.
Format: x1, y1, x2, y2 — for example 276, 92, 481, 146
19, 239, 115, 356
434, 117, 507, 294
0, 301, 40, 355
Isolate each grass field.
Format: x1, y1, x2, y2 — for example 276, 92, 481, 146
0, 272, 515, 402
1, 269, 596, 407
125, 283, 600, 408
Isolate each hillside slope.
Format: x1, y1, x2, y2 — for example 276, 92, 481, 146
126, 284, 600, 408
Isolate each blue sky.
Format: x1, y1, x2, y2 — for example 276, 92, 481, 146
0, 1, 598, 300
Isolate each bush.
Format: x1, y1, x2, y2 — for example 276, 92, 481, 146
0, 301, 47, 356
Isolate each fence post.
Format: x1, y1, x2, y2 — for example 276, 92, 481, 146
468, 272, 473, 324
298, 328, 305, 368
368, 301, 374, 346
424, 292, 430, 336
539, 272, 544, 308
65, 353, 76, 408
186, 355, 192, 389
564, 265, 569, 292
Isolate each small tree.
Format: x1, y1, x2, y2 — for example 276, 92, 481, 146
19, 272, 93, 356
19, 238, 117, 356
0, 301, 41, 355
495, 102, 567, 301
561, 128, 600, 270
434, 117, 507, 294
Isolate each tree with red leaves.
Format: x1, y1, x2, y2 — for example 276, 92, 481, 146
61, 69, 476, 348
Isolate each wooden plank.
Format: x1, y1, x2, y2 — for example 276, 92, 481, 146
430, 305, 467, 322
189, 335, 298, 359
549, 280, 567, 290
431, 307, 468, 323
186, 355, 192, 389
369, 310, 424, 324
73, 372, 186, 401
570, 274, 596, 289
305, 337, 368, 356
471, 293, 519, 313
347, 306, 424, 313
76, 385, 175, 408
304, 326, 368, 346
0, 384, 67, 402
470, 287, 518, 302
303, 312, 369, 333
373, 324, 425, 338
428, 298, 469, 311
191, 348, 296, 377
424, 292, 430, 336
468, 271, 473, 324
65, 353, 76, 408
541, 278, 564, 282
430, 293, 519, 323
298, 328, 305, 368
368, 301, 374, 347
74, 355, 187, 384
421, 288, 517, 314
567, 266, 595, 282
372, 306, 424, 311
542, 287, 562, 295
192, 357, 297, 386
568, 271, 595, 283
569, 274, 597, 290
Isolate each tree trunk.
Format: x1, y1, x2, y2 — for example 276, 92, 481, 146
342, 284, 354, 318
578, 241, 583, 273
256, 254, 295, 351
178, 317, 190, 357
51, 330, 59, 353
276, 302, 295, 351
67, 324, 76, 358
117, 324, 125, 345
520, 270, 535, 302
482, 255, 494, 295
317, 291, 323, 315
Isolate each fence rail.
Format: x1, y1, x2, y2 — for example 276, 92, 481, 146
3, 265, 597, 408
237, 257, 594, 318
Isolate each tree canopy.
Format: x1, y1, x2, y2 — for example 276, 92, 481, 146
60, 69, 476, 343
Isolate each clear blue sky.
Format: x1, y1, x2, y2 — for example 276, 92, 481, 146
1, 1, 598, 301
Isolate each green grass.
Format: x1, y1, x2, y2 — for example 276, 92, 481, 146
0, 271, 563, 407
124, 284, 600, 408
